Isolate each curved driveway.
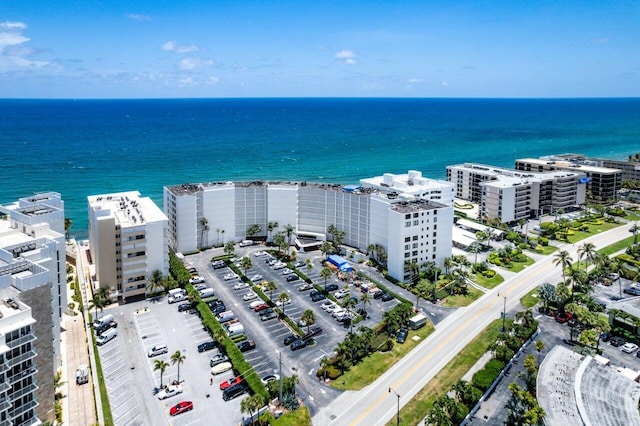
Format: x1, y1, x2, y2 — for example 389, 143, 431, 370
312, 222, 634, 426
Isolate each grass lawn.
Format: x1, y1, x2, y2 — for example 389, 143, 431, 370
272, 406, 312, 426
91, 330, 114, 426
527, 244, 557, 255
625, 212, 640, 221
599, 235, 636, 256
331, 323, 435, 391
391, 319, 503, 426
441, 286, 484, 308
497, 256, 535, 273
566, 221, 622, 243
520, 286, 540, 309
472, 272, 504, 289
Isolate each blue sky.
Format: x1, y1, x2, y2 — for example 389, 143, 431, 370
0, 1, 638, 98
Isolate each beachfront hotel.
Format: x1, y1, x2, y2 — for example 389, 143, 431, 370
515, 155, 622, 204
164, 171, 455, 282
446, 163, 587, 223
0, 192, 68, 423
87, 191, 168, 302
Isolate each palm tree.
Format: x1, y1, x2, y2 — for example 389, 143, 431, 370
64, 217, 72, 238
534, 340, 545, 365
305, 258, 313, 269
267, 221, 279, 241
264, 281, 278, 302
515, 309, 534, 328
284, 224, 295, 251
199, 217, 209, 249
405, 260, 420, 285
88, 294, 105, 320
224, 241, 235, 257
240, 394, 265, 426
631, 223, 640, 245
96, 286, 111, 304
154, 359, 170, 388
415, 279, 432, 310
146, 269, 165, 296
320, 267, 332, 291
360, 292, 371, 314
320, 241, 334, 259
221, 229, 226, 243
553, 250, 573, 284
240, 256, 252, 275
170, 350, 186, 383
246, 224, 261, 239
277, 292, 290, 317
300, 309, 316, 334
273, 232, 286, 254
578, 242, 596, 270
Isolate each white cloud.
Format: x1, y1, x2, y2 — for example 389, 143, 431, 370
179, 57, 214, 70
206, 76, 219, 85
441, 81, 449, 87
408, 78, 423, 84
0, 21, 51, 73
335, 49, 357, 65
126, 14, 152, 21
591, 37, 611, 44
0, 21, 27, 30
162, 40, 199, 53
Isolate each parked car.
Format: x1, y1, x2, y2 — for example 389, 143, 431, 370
261, 311, 278, 321
157, 385, 183, 400
234, 282, 249, 290
286, 274, 300, 282
147, 344, 168, 357
381, 292, 394, 302
275, 298, 291, 308
303, 325, 322, 340
600, 332, 612, 342
555, 312, 573, 324
298, 282, 314, 291
325, 284, 339, 292
169, 401, 193, 416
610, 336, 626, 347
193, 283, 208, 292
209, 353, 230, 367
373, 290, 385, 299
211, 260, 226, 269
282, 268, 294, 275
624, 287, 640, 296
222, 382, 250, 401
622, 342, 638, 353
321, 301, 335, 311
396, 328, 408, 344
223, 273, 238, 281
250, 274, 263, 282
210, 361, 233, 375
220, 376, 244, 391
197, 341, 216, 353
249, 300, 265, 309
310, 291, 327, 302
189, 276, 205, 285
261, 374, 280, 385
334, 289, 349, 299
283, 335, 298, 346
243, 292, 258, 301
294, 261, 305, 268
253, 303, 270, 312
210, 303, 227, 315
273, 262, 287, 270
237, 340, 256, 353
290, 339, 308, 351
356, 308, 369, 319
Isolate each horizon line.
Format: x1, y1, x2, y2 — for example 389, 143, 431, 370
1, 96, 639, 101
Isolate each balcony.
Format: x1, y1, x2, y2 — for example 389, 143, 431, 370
8, 383, 38, 402
6, 334, 36, 349
6, 350, 37, 369
7, 398, 38, 422
8, 366, 37, 385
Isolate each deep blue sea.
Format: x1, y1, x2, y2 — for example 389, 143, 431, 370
1, 98, 638, 239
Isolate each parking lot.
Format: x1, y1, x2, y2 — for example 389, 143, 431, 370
186, 246, 404, 414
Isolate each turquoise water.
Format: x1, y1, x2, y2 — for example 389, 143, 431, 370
1, 98, 638, 238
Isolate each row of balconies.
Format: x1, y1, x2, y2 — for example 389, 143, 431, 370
8, 366, 37, 386
6, 334, 36, 350
5, 350, 37, 369
6, 398, 38, 423
8, 383, 38, 404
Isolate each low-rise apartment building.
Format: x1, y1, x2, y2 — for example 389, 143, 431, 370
447, 163, 586, 223
88, 191, 168, 302
164, 171, 454, 282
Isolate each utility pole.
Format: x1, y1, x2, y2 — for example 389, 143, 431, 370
499, 293, 507, 332
388, 387, 400, 426
278, 351, 283, 403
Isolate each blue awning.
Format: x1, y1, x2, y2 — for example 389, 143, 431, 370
327, 254, 353, 272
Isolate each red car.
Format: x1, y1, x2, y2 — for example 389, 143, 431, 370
253, 303, 270, 312
169, 401, 193, 416
219, 376, 243, 390
555, 312, 573, 324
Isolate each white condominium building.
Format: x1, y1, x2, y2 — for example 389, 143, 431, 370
88, 191, 168, 302
0, 191, 68, 423
164, 171, 454, 282
447, 163, 587, 223
0, 293, 40, 426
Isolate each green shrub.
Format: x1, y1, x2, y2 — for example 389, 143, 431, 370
317, 365, 341, 380
472, 359, 505, 391
482, 270, 496, 278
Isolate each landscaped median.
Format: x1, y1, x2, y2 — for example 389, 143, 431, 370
88, 313, 114, 426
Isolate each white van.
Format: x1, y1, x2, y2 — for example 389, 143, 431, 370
168, 288, 186, 298
93, 314, 115, 330
227, 325, 245, 338
96, 328, 117, 346
76, 364, 89, 385
199, 288, 215, 299
168, 292, 187, 304
147, 344, 168, 357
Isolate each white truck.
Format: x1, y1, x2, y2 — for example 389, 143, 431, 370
76, 364, 89, 385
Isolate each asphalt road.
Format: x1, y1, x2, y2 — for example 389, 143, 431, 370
312, 221, 635, 425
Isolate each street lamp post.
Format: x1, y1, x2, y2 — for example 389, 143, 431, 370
498, 293, 507, 332
389, 387, 400, 426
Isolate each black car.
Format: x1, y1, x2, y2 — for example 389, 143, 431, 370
600, 332, 612, 342
381, 292, 394, 302
373, 290, 385, 299
610, 336, 626, 347
209, 354, 230, 367
212, 260, 226, 269
310, 291, 327, 302
178, 302, 193, 312
396, 328, 408, 344
222, 382, 249, 401
325, 284, 339, 292
290, 339, 308, 351
260, 311, 278, 321
283, 335, 298, 346
356, 308, 369, 319
303, 325, 322, 340
624, 287, 640, 296
197, 341, 216, 353
286, 275, 300, 282
237, 340, 256, 353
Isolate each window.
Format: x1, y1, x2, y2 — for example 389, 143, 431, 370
405, 222, 411, 227
405, 237, 411, 242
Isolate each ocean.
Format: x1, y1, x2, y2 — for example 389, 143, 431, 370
1, 98, 638, 239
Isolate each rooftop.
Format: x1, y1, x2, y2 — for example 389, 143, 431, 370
88, 190, 167, 226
